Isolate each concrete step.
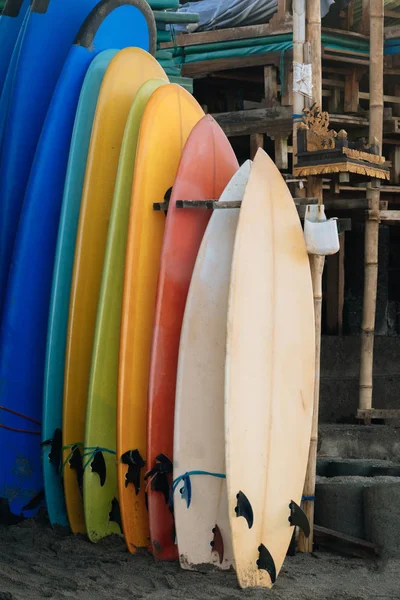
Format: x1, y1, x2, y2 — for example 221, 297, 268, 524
318, 424, 400, 461
315, 476, 400, 557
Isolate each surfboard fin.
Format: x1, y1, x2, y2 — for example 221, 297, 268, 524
22, 488, 45, 513
40, 427, 62, 471
109, 497, 122, 530
145, 454, 173, 505
69, 445, 84, 494
289, 500, 310, 538
235, 491, 254, 529
91, 451, 106, 487
257, 544, 276, 584
121, 449, 145, 495
210, 524, 224, 564
178, 473, 191, 509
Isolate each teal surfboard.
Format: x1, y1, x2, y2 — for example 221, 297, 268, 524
42, 50, 118, 528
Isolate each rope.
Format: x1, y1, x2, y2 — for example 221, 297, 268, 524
61, 442, 84, 472
82, 446, 116, 471
0, 405, 41, 434
173, 470, 226, 509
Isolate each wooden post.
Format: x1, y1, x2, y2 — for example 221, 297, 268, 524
390, 146, 400, 185
298, 0, 324, 554
344, 69, 360, 113
359, 0, 384, 415
275, 136, 289, 170
264, 66, 278, 107
326, 233, 345, 334
250, 133, 263, 160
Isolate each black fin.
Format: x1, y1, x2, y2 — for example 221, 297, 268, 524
235, 491, 253, 529
109, 497, 122, 529
91, 451, 106, 487
257, 544, 276, 584
289, 500, 310, 538
69, 445, 84, 493
22, 489, 45, 512
144, 454, 173, 505
121, 449, 145, 495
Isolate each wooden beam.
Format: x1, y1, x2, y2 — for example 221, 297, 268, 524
313, 525, 381, 558
384, 10, 400, 19
376, 210, 400, 221
322, 52, 369, 66
385, 24, 400, 39
357, 409, 400, 420
181, 52, 284, 78
160, 22, 293, 49
211, 107, 293, 137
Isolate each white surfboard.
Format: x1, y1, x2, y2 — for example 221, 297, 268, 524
174, 162, 252, 570
225, 148, 315, 588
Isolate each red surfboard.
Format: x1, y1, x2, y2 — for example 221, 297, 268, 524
146, 115, 239, 560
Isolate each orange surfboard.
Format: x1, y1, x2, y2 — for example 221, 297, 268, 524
117, 84, 204, 554
147, 115, 238, 560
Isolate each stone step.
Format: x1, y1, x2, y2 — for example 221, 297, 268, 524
318, 424, 400, 461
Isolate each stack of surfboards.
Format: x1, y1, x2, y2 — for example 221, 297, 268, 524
0, 0, 315, 590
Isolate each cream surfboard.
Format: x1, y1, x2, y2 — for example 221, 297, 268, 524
174, 162, 252, 570
225, 148, 315, 588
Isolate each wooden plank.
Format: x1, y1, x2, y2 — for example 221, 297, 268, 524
181, 52, 284, 78
322, 52, 369, 66
385, 24, 400, 39
160, 22, 293, 49
212, 106, 293, 137
326, 233, 345, 335
250, 133, 264, 160
329, 113, 369, 126
323, 47, 370, 58
357, 409, 400, 420
377, 210, 400, 221
313, 525, 381, 558
384, 10, 400, 19
321, 26, 370, 41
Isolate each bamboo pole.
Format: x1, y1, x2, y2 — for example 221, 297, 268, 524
359, 0, 384, 415
293, 0, 306, 164
298, 0, 324, 554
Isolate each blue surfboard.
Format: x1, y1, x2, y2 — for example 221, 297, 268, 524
42, 50, 118, 529
0, 5, 30, 148
0, 0, 156, 519
0, 0, 105, 311
0, 0, 30, 94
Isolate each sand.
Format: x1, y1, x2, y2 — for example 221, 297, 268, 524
1, 516, 399, 600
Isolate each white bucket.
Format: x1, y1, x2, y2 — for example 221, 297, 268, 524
304, 204, 340, 256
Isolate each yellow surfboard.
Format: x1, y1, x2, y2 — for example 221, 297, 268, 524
117, 84, 204, 553
84, 78, 168, 543
63, 48, 166, 535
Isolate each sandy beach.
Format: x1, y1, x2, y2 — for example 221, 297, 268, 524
0, 514, 399, 600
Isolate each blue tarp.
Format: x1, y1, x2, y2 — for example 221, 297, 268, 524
175, 0, 335, 33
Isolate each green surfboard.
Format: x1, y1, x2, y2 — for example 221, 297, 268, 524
83, 77, 168, 542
